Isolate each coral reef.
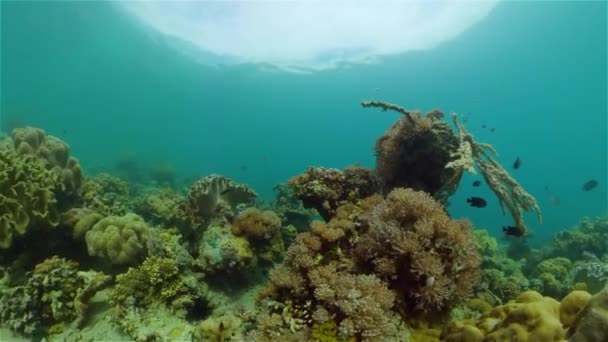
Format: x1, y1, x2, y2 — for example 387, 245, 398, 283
446, 114, 541, 236
362, 101, 459, 201
187, 174, 257, 223
567, 284, 608, 341
109, 256, 209, 318
0, 256, 109, 337
198, 224, 256, 274
85, 213, 150, 265
271, 183, 316, 232
288, 165, 379, 220
0, 149, 61, 249
232, 207, 285, 264
3, 127, 83, 197
82, 173, 133, 216
441, 290, 591, 341
252, 188, 480, 340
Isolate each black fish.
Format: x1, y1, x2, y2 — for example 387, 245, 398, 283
582, 179, 598, 191
503, 225, 525, 237
513, 157, 521, 170
472, 180, 482, 187
481, 124, 487, 129
467, 197, 487, 208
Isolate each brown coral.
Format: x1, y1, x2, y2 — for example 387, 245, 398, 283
288, 165, 379, 220
363, 101, 459, 201
355, 188, 480, 312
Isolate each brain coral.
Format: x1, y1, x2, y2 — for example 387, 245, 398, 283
0, 150, 61, 249
84, 213, 150, 265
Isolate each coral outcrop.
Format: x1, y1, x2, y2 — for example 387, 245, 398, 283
82, 173, 133, 216
186, 174, 257, 223
0, 150, 61, 249
288, 165, 379, 220
252, 188, 480, 341
84, 213, 150, 265
441, 290, 591, 341
4, 127, 84, 197
0, 256, 109, 337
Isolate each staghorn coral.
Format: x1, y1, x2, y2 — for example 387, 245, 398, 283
363, 101, 459, 202
0, 149, 61, 249
6, 126, 83, 197
288, 165, 379, 221
0, 256, 109, 337
446, 114, 541, 237
187, 174, 257, 223
84, 213, 150, 265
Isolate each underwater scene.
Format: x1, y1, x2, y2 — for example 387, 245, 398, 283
1, 1, 607, 341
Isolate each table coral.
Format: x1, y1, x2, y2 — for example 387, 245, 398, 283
0, 150, 61, 249
85, 213, 150, 265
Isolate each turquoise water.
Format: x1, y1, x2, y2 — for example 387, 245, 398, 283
2, 0, 606, 245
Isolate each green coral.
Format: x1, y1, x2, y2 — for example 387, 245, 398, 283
198, 225, 256, 274
110, 256, 208, 317
82, 173, 133, 216
310, 321, 355, 342
0, 256, 83, 336
0, 149, 61, 249
531, 257, 573, 298
84, 213, 150, 265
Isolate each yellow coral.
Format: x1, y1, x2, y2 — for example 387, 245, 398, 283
85, 213, 149, 265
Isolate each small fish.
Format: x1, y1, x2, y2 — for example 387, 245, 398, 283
513, 157, 521, 170
466, 196, 487, 208
481, 124, 487, 129
544, 185, 560, 206
62, 128, 68, 135
240, 163, 248, 172
582, 179, 598, 191
472, 180, 482, 187
490, 128, 495, 132
503, 225, 525, 237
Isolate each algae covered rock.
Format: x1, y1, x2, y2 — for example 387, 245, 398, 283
85, 213, 150, 265
0, 149, 61, 249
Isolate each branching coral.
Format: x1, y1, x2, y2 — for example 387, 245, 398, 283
253, 188, 480, 340
362, 100, 459, 202
446, 114, 541, 236
355, 188, 480, 312
0, 150, 61, 249
84, 213, 150, 265
288, 165, 378, 220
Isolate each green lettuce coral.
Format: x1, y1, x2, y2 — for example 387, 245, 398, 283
0, 149, 61, 249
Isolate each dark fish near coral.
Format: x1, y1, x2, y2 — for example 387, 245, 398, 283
472, 180, 482, 187
582, 179, 598, 191
466, 197, 487, 208
513, 157, 521, 170
503, 225, 525, 237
